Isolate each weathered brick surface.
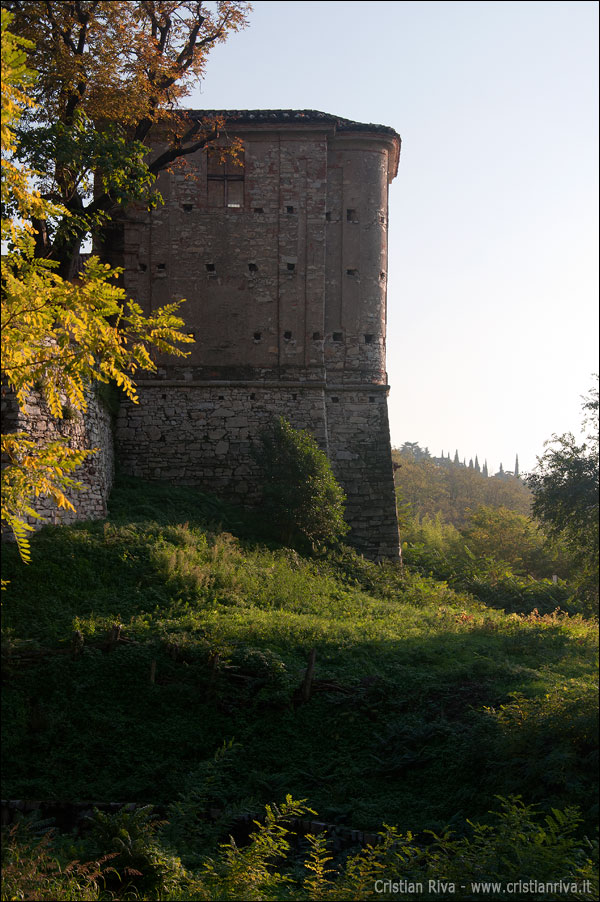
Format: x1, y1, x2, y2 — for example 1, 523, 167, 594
4, 112, 401, 559
115, 109, 402, 559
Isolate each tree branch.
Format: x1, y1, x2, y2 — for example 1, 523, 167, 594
148, 127, 220, 174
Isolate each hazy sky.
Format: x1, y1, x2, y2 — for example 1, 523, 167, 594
186, 0, 599, 475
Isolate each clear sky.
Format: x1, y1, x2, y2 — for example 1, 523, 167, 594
186, 0, 599, 475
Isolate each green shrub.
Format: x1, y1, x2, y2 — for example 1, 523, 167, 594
253, 417, 349, 550
185, 796, 597, 901
481, 685, 599, 824
401, 512, 575, 615
165, 740, 259, 868
461, 506, 566, 577
2, 797, 597, 901
82, 805, 185, 897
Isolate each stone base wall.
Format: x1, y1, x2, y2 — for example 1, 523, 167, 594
116, 381, 399, 559
1, 387, 115, 531
2, 379, 399, 558
325, 388, 400, 559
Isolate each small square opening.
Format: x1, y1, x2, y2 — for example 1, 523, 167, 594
138, 263, 147, 272
332, 332, 343, 342
156, 263, 166, 271
205, 263, 216, 273
346, 268, 358, 277
253, 331, 262, 341
331, 396, 340, 403
283, 330, 292, 341
347, 209, 357, 222
364, 334, 374, 344
325, 211, 332, 222
286, 205, 295, 214
183, 203, 193, 212
312, 331, 322, 341
287, 262, 296, 272
248, 263, 258, 272
254, 207, 264, 214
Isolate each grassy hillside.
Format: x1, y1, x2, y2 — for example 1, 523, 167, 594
2, 477, 598, 899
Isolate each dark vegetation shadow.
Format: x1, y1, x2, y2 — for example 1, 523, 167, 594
2, 476, 597, 840
3, 625, 597, 834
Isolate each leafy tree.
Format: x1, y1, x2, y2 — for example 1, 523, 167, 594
462, 505, 568, 579
393, 446, 532, 529
394, 452, 450, 524
253, 417, 349, 550
400, 441, 431, 462
1, 9, 193, 562
3, 0, 250, 275
527, 381, 599, 608
400, 441, 421, 458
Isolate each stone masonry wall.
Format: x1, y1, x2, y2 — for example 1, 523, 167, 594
116, 379, 398, 559
114, 111, 401, 559
1, 387, 114, 531
324, 387, 399, 559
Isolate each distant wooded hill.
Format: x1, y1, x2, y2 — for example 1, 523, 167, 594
392, 443, 531, 529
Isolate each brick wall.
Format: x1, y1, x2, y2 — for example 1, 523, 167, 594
114, 111, 402, 559
5, 114, 400, 558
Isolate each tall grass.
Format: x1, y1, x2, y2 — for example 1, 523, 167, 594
2, 476, 598, 897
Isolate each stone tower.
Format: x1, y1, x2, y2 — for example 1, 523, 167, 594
115, 110, 401, 559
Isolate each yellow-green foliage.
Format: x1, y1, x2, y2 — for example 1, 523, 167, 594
0, 823, 117, 902
1, 10, 193, 563
2, 797, 597, 901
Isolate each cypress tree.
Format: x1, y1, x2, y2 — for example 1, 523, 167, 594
482, 460, 488, 478
475, 455, 480, 472
514, 454, 520, 478
454, 450, 460, 465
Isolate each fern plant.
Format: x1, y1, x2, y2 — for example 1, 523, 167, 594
84, 804, 185, 897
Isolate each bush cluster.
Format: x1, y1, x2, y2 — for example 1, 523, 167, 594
252, 417, 349, 550
2, 796, 597, 901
